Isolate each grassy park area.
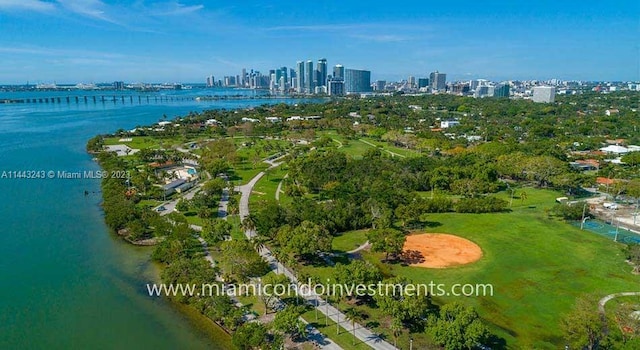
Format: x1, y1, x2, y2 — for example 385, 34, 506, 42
295, 188, 639, 349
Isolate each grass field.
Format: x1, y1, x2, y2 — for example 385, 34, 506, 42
319, 131, 372, 159
332, 229, 369, 253
230, 162, 269, 185
294, 188, 639, 348
103, 136, 188, 149
318, 130, 420, 159
227, 215, 246, 241
248, 165, 288, 209
375, 188, 638, 348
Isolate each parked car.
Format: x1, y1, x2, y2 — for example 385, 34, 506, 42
603, 202, 618, 210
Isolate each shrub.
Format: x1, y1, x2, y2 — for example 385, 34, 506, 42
419, 197, 454, 213
550, 203, 587, 220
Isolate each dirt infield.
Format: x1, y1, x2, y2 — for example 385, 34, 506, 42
402, 233, 483, 268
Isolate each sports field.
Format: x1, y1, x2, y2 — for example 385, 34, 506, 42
360, 188, 640, 348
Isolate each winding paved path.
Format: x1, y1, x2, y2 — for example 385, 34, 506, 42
359, 139, 406, 158
598, 292, 640, 314
238, 163, 396, 350
275, 174, 288, 201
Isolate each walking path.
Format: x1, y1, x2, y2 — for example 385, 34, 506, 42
275, 174, 288, 201
239, 165, 396, 350
359, 139, 406, 158
598, 292, 640, 314
347, 241, 371, 255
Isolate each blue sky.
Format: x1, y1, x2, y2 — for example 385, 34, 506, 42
0, 0, 638, 84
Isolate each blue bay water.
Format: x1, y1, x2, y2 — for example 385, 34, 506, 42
0, 89, 309, 349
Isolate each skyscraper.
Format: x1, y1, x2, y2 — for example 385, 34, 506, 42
333, 64, 344, 80
296, 61, 305, 93
408, 76, 416, 88
327, 77, 344, 96
317, 58, 327, 88
418, 78, 429, 88
206, 75, 215, 87
532, 86, 556, 103
429, 71, 446, 91
344, 69, 371, 94
241, 68, 246, 87
305, 60, 314, 93
493, 83, 510, 98
279, 67, 288, 92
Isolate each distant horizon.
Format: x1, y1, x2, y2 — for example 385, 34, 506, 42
2, 77, 639, 87
0, 1, 638, 83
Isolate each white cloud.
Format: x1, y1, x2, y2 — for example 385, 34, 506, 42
349, 34, 410, 43
148, 1, 204, 16
56, 0, 118, 24
0, 0, 57, 12
0, 45, 124, 59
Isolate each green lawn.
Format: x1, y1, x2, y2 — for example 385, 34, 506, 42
301, 310, 373, 350
103, 136, 179, 149
319, 131, 372, 159
249, 166, 288, 209
332, 229, 369, 253
227, 215, 246, 241
184, 212, 204, 227
357, 137, 420, 158
137, 199, 161, 209
380, 188, 637, 348
230, 162, 269, 185
295, 188, 640, 349
317, 131, 421, 159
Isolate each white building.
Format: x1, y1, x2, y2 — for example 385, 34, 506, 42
532, 86, 556, 103
440, 120, 460, 128
599, 145, 629, 154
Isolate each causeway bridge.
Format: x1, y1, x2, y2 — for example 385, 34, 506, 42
0, 95, 194, 105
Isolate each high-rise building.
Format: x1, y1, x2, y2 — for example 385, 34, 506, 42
223, 76, 236, 87
113, 81, 125, 90
344, 69, 371, 94
241, 68, 246, 87
408, 76, 416, 88
374, 80, 386, 91
206, 75, 215, 87
305, 60, 314, 93
333, 65, 344, 80
532, 86, 556, 103
327, 78, 344, 96
296, 61, 305, 93
418, 78, 429, 88
316, 58, 328, 88
493, 83, 510, 98
429, 71, 446, 91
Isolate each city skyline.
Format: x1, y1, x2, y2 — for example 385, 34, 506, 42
0, 0, 638, 84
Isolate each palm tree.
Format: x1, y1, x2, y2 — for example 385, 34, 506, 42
344, 307, 363, 345
250, 235, 267, 253
390, 317, 403, 348
240, 214, 256, 234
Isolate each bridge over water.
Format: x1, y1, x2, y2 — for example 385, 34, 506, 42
0, 95, 195, 105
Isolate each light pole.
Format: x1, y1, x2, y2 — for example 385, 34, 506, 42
510, 188, 515, 208
410, 337, 413, 350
